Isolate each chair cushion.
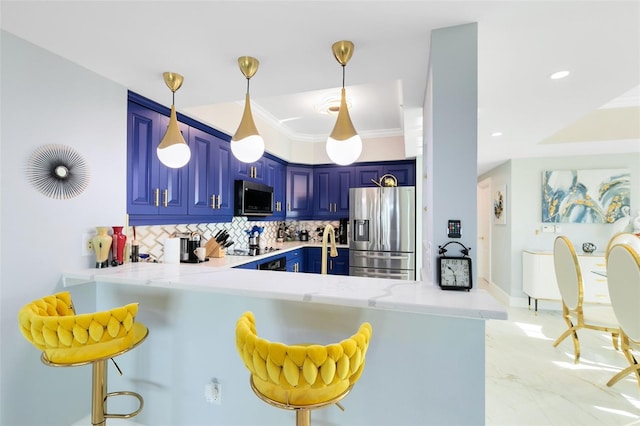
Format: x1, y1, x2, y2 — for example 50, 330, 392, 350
236, 311, 372, 406
18, 291, 148, 364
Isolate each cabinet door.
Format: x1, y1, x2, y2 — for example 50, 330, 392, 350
354, 161, 416, 187
286, 249, 304, 272
306, 247, 322, 273
266, 158, 287, 220
354, 165, 382, 187
233, 156, 265, 182
188, 127, 233, 219
286, 166, 314, 219
128, 102, 160, 215
304, 247, 349, 275
329, 249, 350, 275
127, 102, 188, 216
381, 162, 416, 186
313, 166, 353, 219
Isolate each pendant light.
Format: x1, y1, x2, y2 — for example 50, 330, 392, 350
231, 56, 265, 163
157, 72, 191, 168
326, 40, 362, 166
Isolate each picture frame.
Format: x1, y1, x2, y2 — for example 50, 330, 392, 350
493, 185, 507, 225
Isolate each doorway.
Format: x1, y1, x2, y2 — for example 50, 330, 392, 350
477, 178, 491, 284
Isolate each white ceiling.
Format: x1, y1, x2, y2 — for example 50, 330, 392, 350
1, 1, 639, 175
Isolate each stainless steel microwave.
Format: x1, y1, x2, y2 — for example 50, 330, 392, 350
234, 180, 273, 216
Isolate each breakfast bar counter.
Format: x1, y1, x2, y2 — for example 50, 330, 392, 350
63, 262, 506, 320
61, 263, 506, 425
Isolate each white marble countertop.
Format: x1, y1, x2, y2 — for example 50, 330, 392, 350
63, 252, 507, 320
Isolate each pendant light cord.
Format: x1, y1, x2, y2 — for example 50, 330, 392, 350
342, 65, 346, 88
246, 78, 250, 95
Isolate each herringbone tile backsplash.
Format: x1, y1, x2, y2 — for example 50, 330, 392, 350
129, 217, 343, 262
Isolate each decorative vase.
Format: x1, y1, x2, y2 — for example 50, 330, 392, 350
112, 226, 127, 265
92, 226, 112, 268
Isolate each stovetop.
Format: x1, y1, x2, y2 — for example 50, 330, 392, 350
229, 247, 281, 257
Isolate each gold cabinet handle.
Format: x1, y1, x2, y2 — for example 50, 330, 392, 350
154, 188, 160, 207
287, 202, 291, 211
210, 195, 215, 209
330, 260, 333, 270
334, 203, 337, 212
216, 194, 221, 209
163, 189, 168, 207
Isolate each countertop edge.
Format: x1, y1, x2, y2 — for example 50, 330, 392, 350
62, 263, 508, 321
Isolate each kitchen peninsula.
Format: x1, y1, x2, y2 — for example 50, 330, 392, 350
63, 260, 506, 425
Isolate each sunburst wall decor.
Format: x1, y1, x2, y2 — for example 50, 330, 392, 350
26, 144, 90, 199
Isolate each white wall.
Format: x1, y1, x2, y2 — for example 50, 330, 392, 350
1, 31, 129, 425
480, 152, 640, 302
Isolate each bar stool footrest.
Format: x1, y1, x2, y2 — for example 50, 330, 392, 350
103, 391, 144, 420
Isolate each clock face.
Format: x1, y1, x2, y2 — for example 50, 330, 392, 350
438, 257, 472, 289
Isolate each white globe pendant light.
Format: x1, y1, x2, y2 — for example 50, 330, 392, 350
231, 56, 265, 163
157, 72, 191, 168
326, 40, 362, 166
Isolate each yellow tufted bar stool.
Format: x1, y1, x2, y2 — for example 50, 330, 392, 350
18, 291, 149, 426
236, 311, 372, 426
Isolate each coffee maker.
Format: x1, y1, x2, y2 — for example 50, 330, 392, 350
338, 218, 348, 244
178, 232, 201, 263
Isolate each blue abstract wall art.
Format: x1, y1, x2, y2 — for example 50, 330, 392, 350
542, 169, 630, 224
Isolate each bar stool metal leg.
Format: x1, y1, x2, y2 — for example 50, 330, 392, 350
295, 409, 310, 426
92, 360, 108, 426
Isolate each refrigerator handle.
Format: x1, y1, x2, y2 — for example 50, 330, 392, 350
379, 188, 385, 250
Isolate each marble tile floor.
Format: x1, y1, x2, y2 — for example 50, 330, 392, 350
486, 305, 640, 425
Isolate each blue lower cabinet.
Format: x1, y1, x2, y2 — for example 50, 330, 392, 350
234, 260, 260, 270
305, 247, 349, 275
286, 249, 304, 272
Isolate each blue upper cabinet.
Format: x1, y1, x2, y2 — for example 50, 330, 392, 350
313, 165, 354, 219
232, 156, 266, 183
127, 101, 188, 219
286, 165, 314, 219
354, 160, 416, 187
188, 127, 233, 220
266, 157, 287, 220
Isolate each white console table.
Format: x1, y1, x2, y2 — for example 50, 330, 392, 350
522, 250, 609, 311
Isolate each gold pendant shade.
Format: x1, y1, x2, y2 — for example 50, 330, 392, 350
157, 72, 191, 168
231, 56, 265, 164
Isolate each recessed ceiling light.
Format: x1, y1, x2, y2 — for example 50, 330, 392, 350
491, 132, 503, 137
550, 70, 570, 80
315, 94, 352, 115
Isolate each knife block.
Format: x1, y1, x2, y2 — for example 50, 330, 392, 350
205, 239, 225, 258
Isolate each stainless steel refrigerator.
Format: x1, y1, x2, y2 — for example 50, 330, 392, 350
349, 186, 415, 280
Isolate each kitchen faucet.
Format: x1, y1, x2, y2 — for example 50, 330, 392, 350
321, 224, 338, 274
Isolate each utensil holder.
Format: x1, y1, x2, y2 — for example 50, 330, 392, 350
205, 239, 225, 258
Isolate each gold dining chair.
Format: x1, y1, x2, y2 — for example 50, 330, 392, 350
552, 236, 619, 363
235, 311, 372, 426
18, 291, 149, 426
605, 232, 640, 265
606, 243, 640, 390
